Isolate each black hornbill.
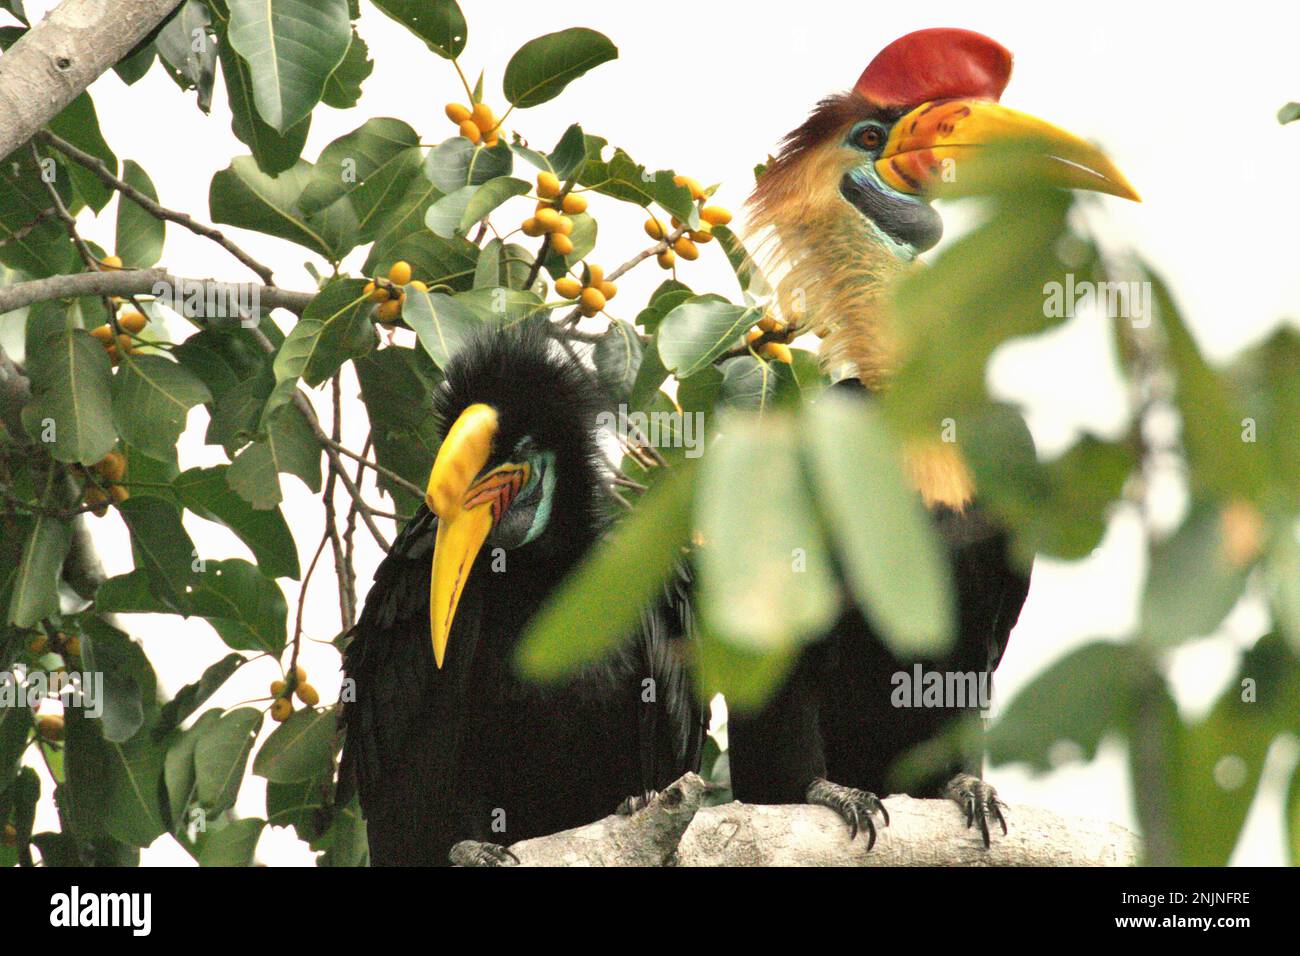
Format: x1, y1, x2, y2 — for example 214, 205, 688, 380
727, 28, 1139, 846
339, 321, 706, 866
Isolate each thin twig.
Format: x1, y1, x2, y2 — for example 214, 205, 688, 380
0, 268, 313, 315
315, 433, 425, 499
38, 130, 276, 285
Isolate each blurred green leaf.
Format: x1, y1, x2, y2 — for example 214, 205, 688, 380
154, 654, 245, 742
696, 411, 839, 652
80, 616, 158, 744
299, 118, 420, 224
593, 319, 643, 401
215, 16, 310, 174
425, 137, 513, 193
988, 641, 1157, 771
210, 158, 357, 260
517, 460, 696, 680
7, 506, 72, 628
1141, 502, 1249, 645
803, 395, 955, 656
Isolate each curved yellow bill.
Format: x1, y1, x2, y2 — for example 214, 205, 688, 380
876, 98, 1140, 201
425, 403, 533, 668
426, 403, 498, 669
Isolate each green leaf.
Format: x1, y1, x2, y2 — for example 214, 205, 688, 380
426, 177, 530, 238
253, 706, 336, 783
163, 709, 219, 829
1141, 502, 1250, 645
210, 157, 357, 261
593, 319, 643, 401
717, 355, 782, 413
111, 353, 211, 461
269, 279, 372, 399
988, 641, 1156, 772
298, 117, 420, 219
226, 0, 351, 133
354, 347, 442, 514
364, 225, 478, 297
173, 466, 299, 578
424, 136, 513, 193
20, 330, 116, 465
154, 653, 245, 741
189, 559, 289, 654
658, 295, 757, 379
215, 19, 310, 174
803, 395, 955, 656
503, 28, 617, 108
46, 93, 118, 213
401, 288, 483, 369
0, 147, 78, 277
549, 123, 587, 180
80, 617, 158, 744
371, 0, 466, 58
114, 161, 165, 267
100, 735, 168, 847
1147, 266, 1265, 502
115, 496, 198, 612
6, 510, 72, 628
193, 706, 262, 814
696, 411, 840, 651
228, 403, 322, 509
1278, 102, 1300, 125
321, 29, 373, 108
712, 225, 770, 296
883, 190, 1075, 436
155, 0, 217, 111
198, 817, 266, 866
518, 461, 696, 680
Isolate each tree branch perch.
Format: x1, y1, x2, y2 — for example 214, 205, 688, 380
502, 774, 1140, 867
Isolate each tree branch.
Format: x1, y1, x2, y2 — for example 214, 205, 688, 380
37, 129, 277, 284
0, 0, 184, 160
502, 774, 1141, 867
0, 268, 313, 316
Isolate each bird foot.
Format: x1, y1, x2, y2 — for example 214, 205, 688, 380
806, 777, 890, 850
616, 790, 659, 815
448, 840, 519, 867
944, 773, 1008, 848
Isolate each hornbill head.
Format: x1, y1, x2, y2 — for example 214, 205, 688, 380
754, 28, 1138, 261
422, 322, 599, 667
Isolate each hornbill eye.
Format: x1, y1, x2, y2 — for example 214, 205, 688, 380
856, 124, 885, 152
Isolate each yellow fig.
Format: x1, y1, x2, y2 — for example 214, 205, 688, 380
387, 260, 413, 285
580, 287, 607, 314
561, 192, 587, 215
521, 217, 545, 237
657, 250, 676, 269
458, 120, 482, 144
537, 171, 561, 199
118, 311, 147, 334
554, 277, 583, 299
550, 233, 574, 256
644, 217, 667, 240
673, 236, 699, 261
700, 205, 733, 226
445, 103, 472, 124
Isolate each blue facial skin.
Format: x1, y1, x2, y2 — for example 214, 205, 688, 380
840, 119, 944, 257
486, 447, 556, 550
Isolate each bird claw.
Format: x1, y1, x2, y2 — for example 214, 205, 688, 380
806, 778, 890, 851
616, 790, 659, 816
449, 840, 520, 867
944, 773, 1008, 848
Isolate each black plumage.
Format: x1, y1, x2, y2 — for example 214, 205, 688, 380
339, 322, 705, 866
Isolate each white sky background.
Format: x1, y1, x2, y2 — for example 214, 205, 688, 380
5, 0, 1298, 865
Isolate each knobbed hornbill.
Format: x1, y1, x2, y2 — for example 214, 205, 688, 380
339, 321, 706, 866
727, 28, 1139, 847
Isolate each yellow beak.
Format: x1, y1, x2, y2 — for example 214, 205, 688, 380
876, 98, 1140, 201
425, 403, 532, 668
